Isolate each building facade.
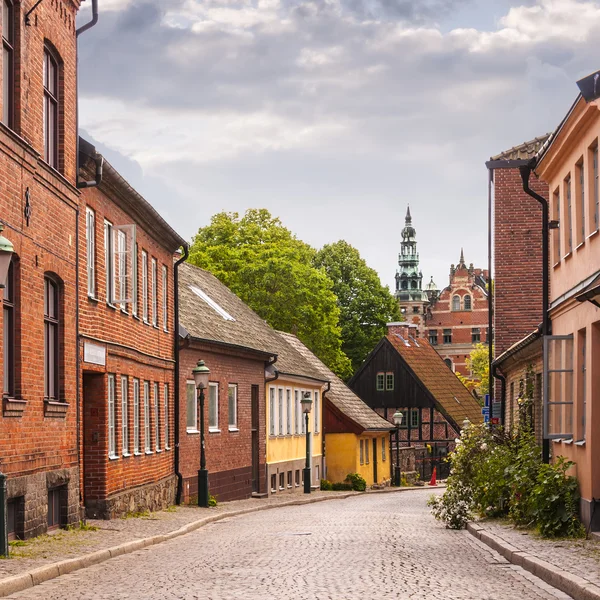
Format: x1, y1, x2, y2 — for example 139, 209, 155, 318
78, 140, 186, 519
426, 252, 489, 377
0, 0, 84, 539
534, 91, 600, 531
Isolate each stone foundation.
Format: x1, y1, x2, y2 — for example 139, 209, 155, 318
85, 475, 177, 520
6, 467, 80, 540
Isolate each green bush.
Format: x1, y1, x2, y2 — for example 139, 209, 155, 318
345, 473, 367, 492
208, 495, 218, 507
331, 482, 352, 491
320, 479, 333, 491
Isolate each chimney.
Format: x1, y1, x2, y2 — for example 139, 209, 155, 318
387, 322, 414, 339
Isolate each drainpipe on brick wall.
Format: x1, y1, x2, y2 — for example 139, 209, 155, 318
487, 167, 494, 417
174, 244, 189, 505
519, 164, 551, 464
491, 364, 506, 428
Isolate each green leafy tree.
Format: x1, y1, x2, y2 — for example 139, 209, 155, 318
313, 241, 401, 372
188, 209, 352, 378
457, 343, 490, 398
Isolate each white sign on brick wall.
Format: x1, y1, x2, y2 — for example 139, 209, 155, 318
84, 342, 106, 366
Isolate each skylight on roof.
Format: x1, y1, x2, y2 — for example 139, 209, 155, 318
189, 285, 236, 322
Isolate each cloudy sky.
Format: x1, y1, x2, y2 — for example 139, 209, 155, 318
77, 0, 599, 291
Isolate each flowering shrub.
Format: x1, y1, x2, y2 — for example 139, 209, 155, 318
428, 482, 472, 530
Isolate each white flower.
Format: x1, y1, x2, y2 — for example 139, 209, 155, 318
480, 443, 488, 451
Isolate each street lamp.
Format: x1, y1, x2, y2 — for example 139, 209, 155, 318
0, 224, 12, 557
301, 391, 313, 494
0, 224, 14, 289
393, 411, 404, 487
192, 360, 210, 508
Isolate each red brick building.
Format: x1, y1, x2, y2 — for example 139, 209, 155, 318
0, 0, 84, 539
78, 139, 187, 518
425, 251, 489, 377
178, 263, 279, 502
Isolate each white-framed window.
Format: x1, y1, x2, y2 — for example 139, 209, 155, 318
301, 390, 306, 434
164, 383, 170, 449
365, 438, 370, 464
151, 258, 157, 326
294, 390, 300, 434
463, 294, 472, 310
186, 380, 197, 432
313, 391, 319, 433
142, 250, 148, 322
411, 408, 419, 428
104, 220, 113, 303
228, 384, 237, 430
154, 382, 160, 451
133, 379, 140, 453
162, 265, 168, 331
376, 373, 385, 391
385, 372, 394, 391
86, 207, 95, 297
121, 376, 129, 455
452, 295, 460, 311
544, 335, 574, 439
108, 374, 116, 458
118, 230, 127, 311
278, 388, 284, 435
144, 381, 151, 452
566, 174, 573, 253
359, 439, 364, 465
286, 389, 292, 435
269, 387, 276, 436
132, 244, 138, 317
382, 436, 386, 461
208, 382, 219, 431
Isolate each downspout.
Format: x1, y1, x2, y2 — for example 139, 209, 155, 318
519, 164, 551, 463
321, 381, 330, 464
487, 167, 494, 417
174, 244, 189, 505
491, 364, 506, 429
74, 0, 99, 514
263, 356, 278, 495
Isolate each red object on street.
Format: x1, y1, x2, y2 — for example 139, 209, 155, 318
429, 467, 437, 486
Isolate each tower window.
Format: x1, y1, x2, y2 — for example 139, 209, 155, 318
401, 280, 408, 290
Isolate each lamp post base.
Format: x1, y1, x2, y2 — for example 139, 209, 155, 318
303, 468, 311, 494
198, 469, 209, 508
394, 468, 401, 487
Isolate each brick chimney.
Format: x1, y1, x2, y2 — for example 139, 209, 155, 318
387, 322, 415, 338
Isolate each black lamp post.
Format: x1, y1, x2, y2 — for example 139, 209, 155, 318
393, 411, 404, 487
0, 224, 13, 557
301, 392, 313, 494
192, 360, 210, 508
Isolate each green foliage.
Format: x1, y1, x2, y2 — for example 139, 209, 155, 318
320, 479, 333, 491
429, 417, 584, 538
331, 482, 353, 491
456, 344, 490, 398
189, 209, 352, 379
345, 472, 367, 491
208, 494, 218, 507
313, 241, 401, 373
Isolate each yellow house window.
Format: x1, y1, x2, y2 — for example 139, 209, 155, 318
382, 437, 386, 461
359, 440, 364, 465
365, 439, 370, 464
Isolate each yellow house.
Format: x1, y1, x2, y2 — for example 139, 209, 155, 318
265, 332, 328, 494
281, 333, 394, 487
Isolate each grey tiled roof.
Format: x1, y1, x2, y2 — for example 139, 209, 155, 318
490, 134, 552, 162
279, 332, 394, 432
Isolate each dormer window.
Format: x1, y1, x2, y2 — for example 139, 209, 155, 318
2, 0, 14, 128
43, 46, 59, 169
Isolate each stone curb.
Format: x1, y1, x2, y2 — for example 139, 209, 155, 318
467, 522, 600, 600
0, 485, 426, 597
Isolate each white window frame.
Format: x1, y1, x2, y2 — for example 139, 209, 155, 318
294, 390, 300, 434
208, 382, 219, 431
385, 372, 394, 391
108, 374, 116, 458
228, 384, 238, 430
278, 387, 284, 435
365, 438, 370, 464
359, 439, 364, 465
269, 387, 276, 436
543, 334, 574, 440
286, 388, 292, 435
376, 373, 385, 391
382, 436, 386, 461
117, 229, 127, 311
104, 220, 114, 304
132, 244, 138, 317
301, 390, 306, 434
164, 383, 170, 449
313, 391, 319, 433
133, 379, 140, 453
162, 264, 168, 331
121, 376, 129, 455
142, 250, 148, 323
186, 380, 198, 432
86, 207, 95, 297
154, 382, 160, 451
144, 381, 151, 452
151, 257, 157, 326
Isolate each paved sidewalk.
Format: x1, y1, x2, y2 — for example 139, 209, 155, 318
0, 486, 426, 597
468, 520, 600, 600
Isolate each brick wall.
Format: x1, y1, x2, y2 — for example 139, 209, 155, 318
0, 0, 82, 538
178, 343, 267, 502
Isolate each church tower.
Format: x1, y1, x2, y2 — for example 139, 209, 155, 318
395, 206, 430, 334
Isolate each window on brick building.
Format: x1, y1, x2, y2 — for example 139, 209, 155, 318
3, 0, 14, 128
144, 381, 151, 452
452, 295, 460, 311
44, 276, 60, 401
444, 358, 453, 371
385, 372, 394, 391
410, 408, 419, 428
472, 328, 481, 343
133, 379, 140, 452
464, 295, 471, 310
376, 372, 385, 391
142, 250, 148, 322
3, 258, 15, 397
443, 329, 452, 344
209, 382, 219, 431
151, 258, 157, 326
121, 376, 128, 455
186, 380, 197, 432
47, 488, 65, 531
43, 45, 59, 169
593, 142, 599, 231
162, 265, 168, 331
286, 388, 292, 435
228, 384, 238, 430
104, 220, 113, 303
108, 374, 116, 458
164, 383, 170, 449
269, 387, 275, 436
86, 208, 96, 297
429, 329, 438, 345
132, 244, 138, 317
154, 382, 160, 451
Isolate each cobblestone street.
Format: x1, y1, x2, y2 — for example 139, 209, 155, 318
8, 490, 572, 600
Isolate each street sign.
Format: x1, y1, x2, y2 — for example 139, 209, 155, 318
481, 407, 490, 416
484, 394, 490, 408
491, 417, 500, 425
483, 413, 490, 424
